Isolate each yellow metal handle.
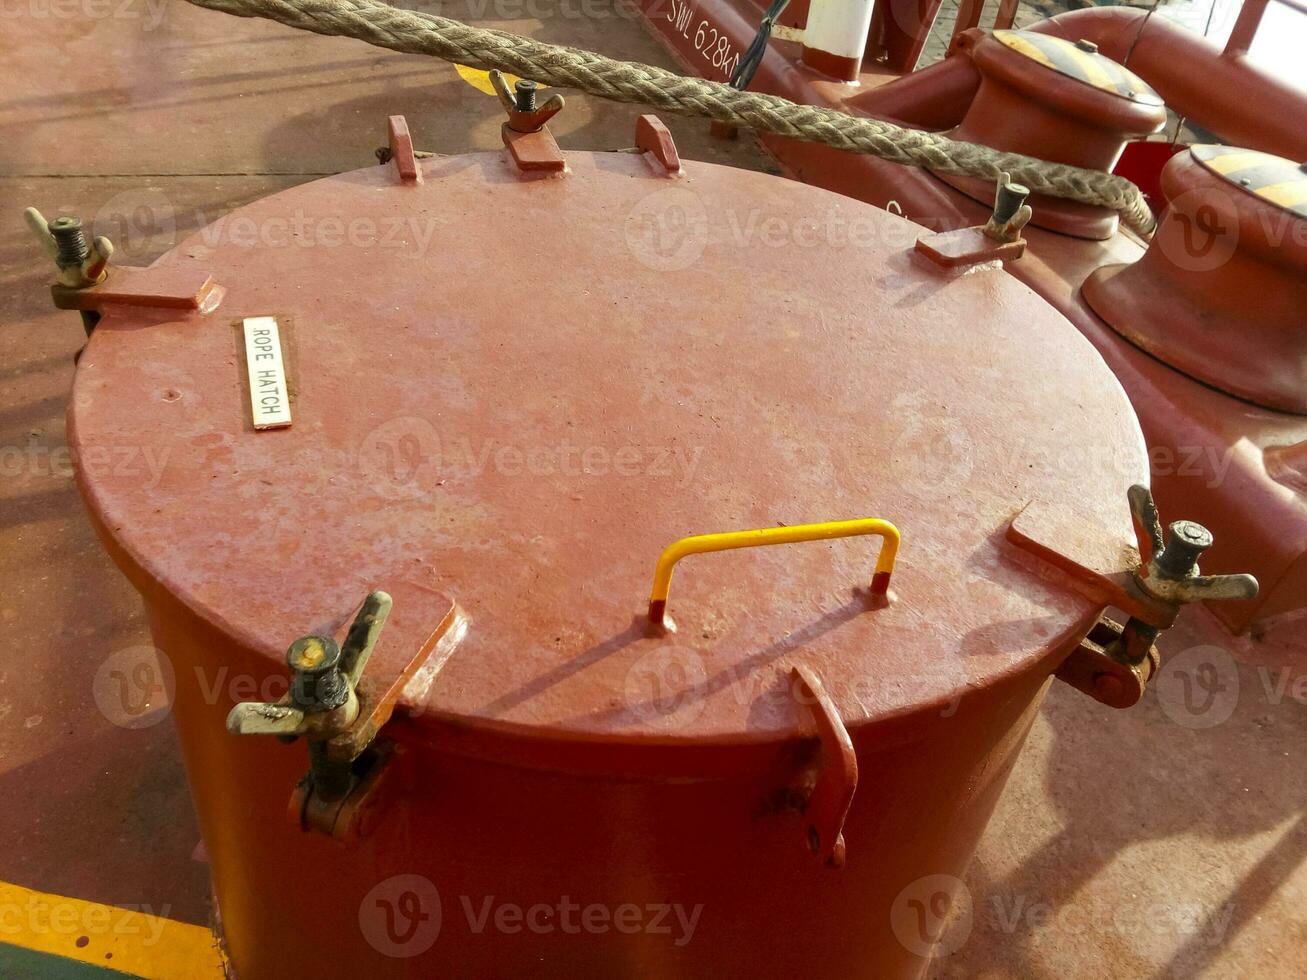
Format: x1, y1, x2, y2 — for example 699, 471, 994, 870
647, 518, 900, 627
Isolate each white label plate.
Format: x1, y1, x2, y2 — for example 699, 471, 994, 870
242, 316, 293, 429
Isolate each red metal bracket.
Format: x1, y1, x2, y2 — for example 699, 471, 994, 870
322, 598, 464, 766
387, 115, 422, 184
915, 226, 1026, 268
791, 665, 858, 869
52, 265, 224, 313
1004, 490, 1255, 708
1006, 500, 1176, 628
1052, 617, 1160, 709
635, 114, 683, 176
291, 739, 402, 843
485, 69, 567, 174
502, 124, 567, 174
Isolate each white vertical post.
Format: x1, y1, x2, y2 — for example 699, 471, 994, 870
801, 0, 877, 81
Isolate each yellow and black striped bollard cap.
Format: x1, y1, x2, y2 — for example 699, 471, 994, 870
993, 30, 1163, 106
1190, 144, 1307, 220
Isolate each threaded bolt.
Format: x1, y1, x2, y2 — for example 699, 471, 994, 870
49, 216, 89, 269
1155, 520, 1213, 578
287, 634, 350, 712
993, 180, 1030, 225
515, 79, 538, 113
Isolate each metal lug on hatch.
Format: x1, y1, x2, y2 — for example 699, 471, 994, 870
634, 115, 683, 177
382, 115, 423, 184
790, 666, 858, 869
227, 591, 396, 839
1008, 484, 1258, 709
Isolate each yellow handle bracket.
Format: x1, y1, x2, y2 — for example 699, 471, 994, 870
647, 518, 900, 628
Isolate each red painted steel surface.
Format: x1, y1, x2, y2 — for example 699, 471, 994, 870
1085, 146, 1307, 415
71, 144, 1146, 977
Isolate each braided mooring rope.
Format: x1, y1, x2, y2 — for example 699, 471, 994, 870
183, 0, 1157, 235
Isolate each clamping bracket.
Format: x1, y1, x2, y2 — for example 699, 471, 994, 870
915, 171, 1032, 269
1008, 484, 1257, 708
227, 589, 464, 841
488, 69, 568, 173
790, 665, 858, 869
24, 207, 223, 336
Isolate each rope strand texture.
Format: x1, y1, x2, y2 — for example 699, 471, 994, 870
183, 0, 1157, 235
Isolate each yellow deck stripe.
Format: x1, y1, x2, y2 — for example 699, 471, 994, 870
1256, 181, 1307, 209
0, 881, 226, 979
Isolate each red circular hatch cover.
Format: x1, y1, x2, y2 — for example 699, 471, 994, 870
69, 148, 1147, 754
